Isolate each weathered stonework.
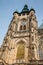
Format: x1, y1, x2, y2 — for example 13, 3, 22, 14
0, 4, 43, 65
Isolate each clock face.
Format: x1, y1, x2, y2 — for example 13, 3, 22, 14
21, 21, 27, 25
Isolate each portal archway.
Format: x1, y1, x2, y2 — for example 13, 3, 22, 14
16, 41, 25, 60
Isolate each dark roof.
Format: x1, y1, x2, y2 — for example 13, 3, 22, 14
39, 23, 43, 29
21, 4, 29, 13
13, 4, 35, 15
13, 10, 18, 14
30, 8, 35, 13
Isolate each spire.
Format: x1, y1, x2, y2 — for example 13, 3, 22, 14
20, 0, 29, 13
21, 4, 29, 13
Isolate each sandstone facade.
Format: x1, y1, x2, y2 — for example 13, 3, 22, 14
0, 4, 43, 65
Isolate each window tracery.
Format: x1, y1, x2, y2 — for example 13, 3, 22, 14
20, 21, 26, 31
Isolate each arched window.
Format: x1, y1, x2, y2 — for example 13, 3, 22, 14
17, 42, 25, 59
20, 21, 26, 31
20, 25, 22, 30
23, 25, 26, 30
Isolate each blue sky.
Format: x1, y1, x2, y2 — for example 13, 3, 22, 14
0, 0, 43, 45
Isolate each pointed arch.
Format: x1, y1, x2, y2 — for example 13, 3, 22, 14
16, 41, 25, 59
15, 38, 27, 45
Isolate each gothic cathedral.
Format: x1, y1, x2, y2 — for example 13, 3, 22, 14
0, 4, 43, 65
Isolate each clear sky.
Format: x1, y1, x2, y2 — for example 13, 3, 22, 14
0, 0, 43, 46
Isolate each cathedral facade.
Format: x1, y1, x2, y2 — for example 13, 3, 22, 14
0, 4, 43, 65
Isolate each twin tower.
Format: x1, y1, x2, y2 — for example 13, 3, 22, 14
0, 4, 40, 65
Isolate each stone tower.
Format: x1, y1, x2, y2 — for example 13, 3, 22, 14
0, 4, 39, 65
